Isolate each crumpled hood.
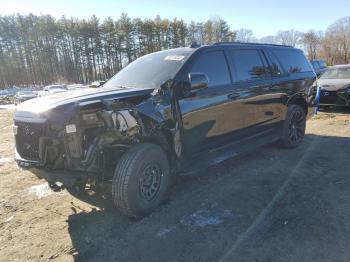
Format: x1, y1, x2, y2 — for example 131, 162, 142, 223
318, 78, 350, 91
16, 86, 154, 114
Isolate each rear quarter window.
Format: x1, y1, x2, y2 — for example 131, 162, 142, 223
229, 49, 270, 82
272, 49, 312, 74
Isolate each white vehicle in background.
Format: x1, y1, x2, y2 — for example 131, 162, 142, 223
13, 90, 38, 105
89, 81, 106, 88
66, 84, 89, 90
44, 84, 67, 93
39, 84, 68, 96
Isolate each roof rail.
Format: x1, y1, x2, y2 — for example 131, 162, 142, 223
213, 41, 293, 48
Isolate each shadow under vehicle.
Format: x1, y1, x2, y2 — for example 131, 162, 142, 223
65, 133, 350, 261
318, 64, 350, 109
13, 42, 318, 218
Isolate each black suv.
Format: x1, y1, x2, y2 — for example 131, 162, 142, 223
14, 43, 317, 217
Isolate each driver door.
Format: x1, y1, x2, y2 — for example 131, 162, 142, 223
178, 49, 247, 157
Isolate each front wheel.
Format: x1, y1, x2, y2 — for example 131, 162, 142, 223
112, 143, 171, 218
279, 104, 306, 148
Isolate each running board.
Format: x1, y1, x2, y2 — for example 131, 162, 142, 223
180, 129, 278, 175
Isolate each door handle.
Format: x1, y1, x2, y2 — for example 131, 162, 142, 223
228, 92, 241, 100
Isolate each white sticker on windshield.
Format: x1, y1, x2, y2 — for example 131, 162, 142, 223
164, 55, 185, 61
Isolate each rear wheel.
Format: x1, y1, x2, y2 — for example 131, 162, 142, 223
279, 104, 306, 148
112, 143, 170, 218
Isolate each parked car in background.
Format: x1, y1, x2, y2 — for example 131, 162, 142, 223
13, 90, 38, 105
89, 80, 106, 88
45, 84, 67, 92
66, 84, 89, 90
39, 85, 68, 96
318, 64, 350, 108
310, 59, 327, 76
13, 43, 317, 217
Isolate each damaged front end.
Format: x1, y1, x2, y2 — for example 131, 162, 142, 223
13, 87, 176, 189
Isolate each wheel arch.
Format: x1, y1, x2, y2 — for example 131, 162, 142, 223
140, 126, 177, 167
287, 94, 308, 116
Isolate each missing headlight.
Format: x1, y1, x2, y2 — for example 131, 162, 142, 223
82, 113, 98, 121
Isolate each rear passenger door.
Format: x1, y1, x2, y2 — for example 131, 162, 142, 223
227, 48, 282, 136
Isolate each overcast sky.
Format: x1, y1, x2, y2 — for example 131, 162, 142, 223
1, 0, 349, 38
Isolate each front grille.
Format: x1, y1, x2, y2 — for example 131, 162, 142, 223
320, 90, 338, 104
15, 121, 45, 161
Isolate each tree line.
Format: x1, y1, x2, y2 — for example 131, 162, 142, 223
0, 14, 234, 88
0, 14, 349, 88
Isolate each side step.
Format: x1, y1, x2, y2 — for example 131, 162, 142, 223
180, 129, 278, 175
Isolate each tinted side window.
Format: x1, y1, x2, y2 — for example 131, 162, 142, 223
265, 50, 283, 76
230, 50, 268, 82
272, 49, 312, 74
190, 51, 230, 87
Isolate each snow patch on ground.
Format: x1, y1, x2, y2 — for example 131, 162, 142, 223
180, 203, 234, 231
0, 104, 16, 110
28, 183, 66, 199
157, 202, 234, 237
0, 157, 13, 165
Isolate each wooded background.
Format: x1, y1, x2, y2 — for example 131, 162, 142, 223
0, 14, 349, 88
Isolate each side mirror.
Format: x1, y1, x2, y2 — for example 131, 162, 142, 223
188, 72, 208, 91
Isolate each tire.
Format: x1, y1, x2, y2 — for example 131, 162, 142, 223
279, 104, 306, 148
112, 143, 170, 218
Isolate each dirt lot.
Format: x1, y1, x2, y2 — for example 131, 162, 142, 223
0, 108, 350, 262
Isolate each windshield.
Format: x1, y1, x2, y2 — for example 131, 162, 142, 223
104, 49, 193, 89
320, 67, 350, 79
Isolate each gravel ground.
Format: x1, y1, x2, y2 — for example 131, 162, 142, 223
0, 107, 350, 262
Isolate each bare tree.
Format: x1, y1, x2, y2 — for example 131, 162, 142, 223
302, 30, 322, 59
321, 17, 350, 64
276, 29, 302, 47
235, 28, 253, 42
259, 35, 278, 44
